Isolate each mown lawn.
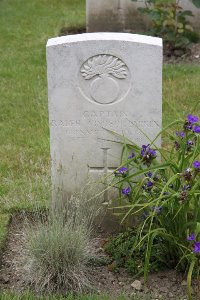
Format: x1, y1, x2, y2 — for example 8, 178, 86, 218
0, 0, 200, 211
0, 292, 155, 300
0, 0, 85, 210
163, 64, 200, 127
0, 0, 200, 298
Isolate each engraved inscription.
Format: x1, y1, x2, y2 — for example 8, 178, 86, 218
50, 110, 160, 142
88, 148, 117, 203
50, 110, 160, 141
79, 55, 131, 105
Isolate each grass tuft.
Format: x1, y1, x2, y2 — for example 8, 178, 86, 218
0, 291, 155, 300
26, 188, 103, 293
0, 213, 10, 263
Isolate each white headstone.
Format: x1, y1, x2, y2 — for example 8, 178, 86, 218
47, 33, 162, 202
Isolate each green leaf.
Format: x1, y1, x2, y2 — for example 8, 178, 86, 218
179, 10, 194, 17
192, 0, 200, 8
194, 222, 200, 237
150, 11, 162, 21
138, 7, 150, 14
187, 259, 196, 300
175, 36, 190, 48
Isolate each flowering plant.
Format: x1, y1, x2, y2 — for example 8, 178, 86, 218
131, 0, 200, 50
110, 114, 200, 299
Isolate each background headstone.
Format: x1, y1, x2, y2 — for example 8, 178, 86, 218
86, 0, 200, 33
86, 0, 151, 33
47, 33, 162, 202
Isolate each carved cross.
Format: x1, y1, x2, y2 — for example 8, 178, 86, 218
88, 148, 117, 203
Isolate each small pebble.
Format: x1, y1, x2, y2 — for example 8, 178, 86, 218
131, 280, 142, 291
160, 286, 168, 293
168, 292, 174, 298
181, 280, 187, 286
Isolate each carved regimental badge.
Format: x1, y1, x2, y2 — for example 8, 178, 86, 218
79, 55, 131, 105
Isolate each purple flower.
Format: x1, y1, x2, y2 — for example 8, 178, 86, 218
187, 114, 199, 124
193, 161, 200, 169
122, 187, 131, 196
186, 140, 194, 152
115, 167, 128, 177
153, 206, 162, 214
193, 126, 200, 134
147, 181, 153, 188
141, 144, 150, 156
187, 140, 194, 146
180, 132, 185, 138
193, 241, 200, 254
128, 152, 135, 159
187, 233, 195, 241
148, 148, 157, 156
176, 131, 185, 138
183, 185, 191, 191
140, 144, 157, 166
186, 124, 193, 130
118, 167, 128, 173
147, 171, 152, 178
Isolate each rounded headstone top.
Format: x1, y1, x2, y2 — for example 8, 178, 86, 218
46, 33, 162, 48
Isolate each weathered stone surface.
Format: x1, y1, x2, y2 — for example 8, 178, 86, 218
86, 0, 151, 33
46, 33, 162, 202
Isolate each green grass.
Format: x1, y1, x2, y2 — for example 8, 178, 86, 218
163, 64, 200, 127
0, 0, 85, 210
0, 293, 111, 300
0, 292, 154, 300
0, 0, 200, 298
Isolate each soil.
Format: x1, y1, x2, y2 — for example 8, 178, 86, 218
0, 213, 198, 300
163, 43, 200, 65
59, 26, 200, 66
